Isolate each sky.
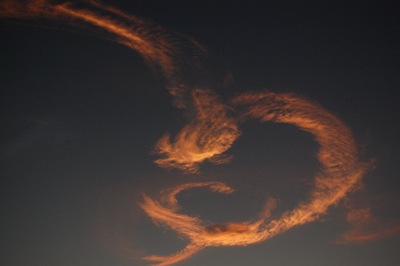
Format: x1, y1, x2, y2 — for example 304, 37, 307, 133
1, 1, 400, 266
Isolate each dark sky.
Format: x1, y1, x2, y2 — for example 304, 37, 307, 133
1, 1, 399, 266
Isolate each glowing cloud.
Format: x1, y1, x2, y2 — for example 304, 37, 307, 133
1, 1, 377, 265
0, 0, 207, 105
0, 0, 239, 172
154, 89, 241, 173
140, 92, 370, 265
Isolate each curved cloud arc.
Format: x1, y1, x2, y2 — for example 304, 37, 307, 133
0, 0, 208, 106
140, 92, 369, 265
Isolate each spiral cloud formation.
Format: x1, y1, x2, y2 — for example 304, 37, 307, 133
1, 1, 373, 265
140, 91, 369, 265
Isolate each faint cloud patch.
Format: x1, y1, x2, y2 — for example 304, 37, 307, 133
0, 117, 74, 157
335, 192, 400, 244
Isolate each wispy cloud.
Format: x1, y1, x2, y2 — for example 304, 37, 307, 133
0, 117, 73, 157
0, 0, 207, 107
0, 1, 373, 265
153, 89, 240, 173
335, 193, 400, 244
0, 0, 235, 171
140, 92, 370, 265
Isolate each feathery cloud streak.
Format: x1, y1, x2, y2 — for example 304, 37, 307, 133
0, 0, 207, 103
0, 0, 239, 171
154, 89, 241, 173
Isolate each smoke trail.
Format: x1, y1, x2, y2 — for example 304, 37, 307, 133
140, 92, 370, 265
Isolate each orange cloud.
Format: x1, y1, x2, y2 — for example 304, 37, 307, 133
153, 89, 241, 173
1, 2, 372, 264
140, 92, 370, 265
337, 208, 400, 244
0, 0, 207, 107
0, 0, 237, 173
336, 193, 400, 244
140, 182, 277, 265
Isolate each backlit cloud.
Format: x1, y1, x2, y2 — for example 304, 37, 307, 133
153, 89, 240, 173
1, 1, 383, 265
140, 92, 370, 265
0, 0, 207, 107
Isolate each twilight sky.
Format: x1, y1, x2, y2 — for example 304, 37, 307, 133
1, 1, 400, 266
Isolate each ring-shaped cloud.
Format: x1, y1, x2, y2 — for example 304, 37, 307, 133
140, 91, 369, 266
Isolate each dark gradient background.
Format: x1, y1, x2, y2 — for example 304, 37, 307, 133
1, 1, 399, 265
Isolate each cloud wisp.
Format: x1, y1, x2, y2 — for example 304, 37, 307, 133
335, 193, 400, 244
153, 89, 241, 173
0, 0, 207, 106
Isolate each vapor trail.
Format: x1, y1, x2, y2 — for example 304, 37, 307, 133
141, 92, 370, 265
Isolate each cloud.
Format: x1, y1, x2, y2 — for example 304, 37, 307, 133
335, 193, 400, 244
153, 89, 241, 173
0, 0, 207, 107
140, 92, 370, 265
1, 0, 236, 171
1, 1, 372, 265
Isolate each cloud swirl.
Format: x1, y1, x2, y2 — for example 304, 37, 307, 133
1, 1, 385, 265
140, 92, 369, 265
